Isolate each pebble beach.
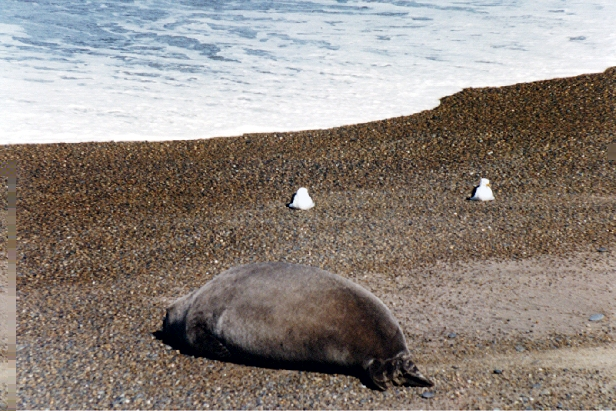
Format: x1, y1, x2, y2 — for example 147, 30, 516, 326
2, 67, 616, 409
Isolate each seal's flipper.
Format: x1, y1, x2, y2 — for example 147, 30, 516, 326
367, 353, 433, 390
366, 358, 392, 391
398, 362, 434, 387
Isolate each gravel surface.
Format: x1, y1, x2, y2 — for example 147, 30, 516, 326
0, 194, 11, 411
2, 67, 616, 409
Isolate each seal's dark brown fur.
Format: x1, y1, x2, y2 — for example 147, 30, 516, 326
160, 262, 433, 390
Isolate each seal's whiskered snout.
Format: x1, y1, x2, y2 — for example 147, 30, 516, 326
161, 308, 174, 336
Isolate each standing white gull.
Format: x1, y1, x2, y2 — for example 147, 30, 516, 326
468, 178, 495, 201
288, 187, 315, 210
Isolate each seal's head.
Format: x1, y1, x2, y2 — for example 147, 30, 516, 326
158, 292, 195, 352
367, 352, 434, 391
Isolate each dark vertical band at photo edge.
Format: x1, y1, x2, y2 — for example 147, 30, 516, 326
608, 143, 616, 161
2, 160, 16, 411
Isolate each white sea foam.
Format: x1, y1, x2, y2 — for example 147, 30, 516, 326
1, 1, 615, 145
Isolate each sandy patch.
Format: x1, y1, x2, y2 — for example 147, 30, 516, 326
364, 252, 616, 343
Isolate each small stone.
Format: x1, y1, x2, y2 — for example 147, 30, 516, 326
515, 345, 526, 352
421, 391, 435, 399
494, 369, 503, 374
589, 313, 604, 321
531, 383, 541, 389
448, 332, 457, 339
556, 403, 563, 409
597, 247, 608, 252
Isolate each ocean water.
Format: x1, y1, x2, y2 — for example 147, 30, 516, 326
1, 0, 615, 145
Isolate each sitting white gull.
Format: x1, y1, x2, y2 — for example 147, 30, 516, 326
469, 178, 495, 201
288, 187, 315, 210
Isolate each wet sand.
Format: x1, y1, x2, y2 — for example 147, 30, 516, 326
2, 67, 615, 409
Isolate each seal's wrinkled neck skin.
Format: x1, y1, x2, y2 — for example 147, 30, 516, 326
367, 352, 434, 391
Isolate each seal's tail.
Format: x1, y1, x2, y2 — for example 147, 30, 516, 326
367, 352, 434, 391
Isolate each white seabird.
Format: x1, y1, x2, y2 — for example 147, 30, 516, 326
469, 178, 495, 201
288, 187, 315, 210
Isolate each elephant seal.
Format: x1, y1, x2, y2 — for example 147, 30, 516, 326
158, 261, 433, 390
